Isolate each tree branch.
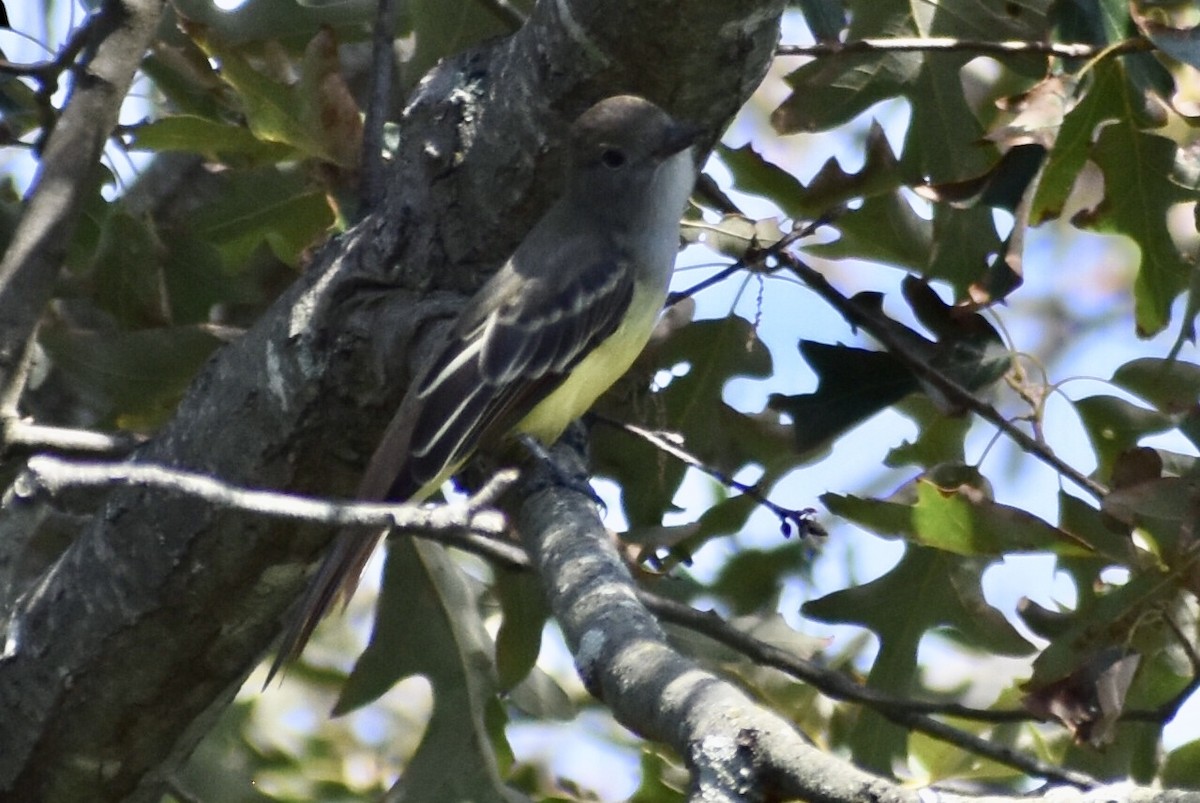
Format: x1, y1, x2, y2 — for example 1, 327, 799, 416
591, 415, 821, 539
776, 37, 1152, 60
14, 455, 512, 537
639, 594, 1097, 788
781, 254, 1109, 500
516, 442, 1191, 802
358, 0, 400, 213
2, 418, 142, 458
0, 0, 166, 399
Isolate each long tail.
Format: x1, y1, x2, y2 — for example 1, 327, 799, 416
264, 528, 381, 686
264, 392, 425, 687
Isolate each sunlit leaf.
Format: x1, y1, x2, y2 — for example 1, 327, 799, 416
129, 115, 298, 162
336, 540, 523, 802
1072, 395, 1174, 482
825, 472, 1092, 557
1072, 125, 1195, 337
804, 545, 1032, 771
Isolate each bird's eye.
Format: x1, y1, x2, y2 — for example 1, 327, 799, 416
600, 148, 626, 169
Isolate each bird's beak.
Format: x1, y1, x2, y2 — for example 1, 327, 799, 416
656, 121, 704, 158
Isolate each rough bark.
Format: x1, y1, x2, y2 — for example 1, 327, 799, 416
0, 1, 784, 800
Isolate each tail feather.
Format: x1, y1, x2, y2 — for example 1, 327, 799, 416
264, 391, 425, 687
264, 529, 380, 686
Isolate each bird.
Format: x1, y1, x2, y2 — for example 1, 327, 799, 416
268, 94, 701, 683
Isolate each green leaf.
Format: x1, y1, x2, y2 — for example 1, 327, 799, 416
1112, 357, 1200, 416
190, 168, 335, 268
629, 749, 687, 803
1025, 568, 1187, 688
804, 191, 930, 270
1102, 476, 1195, 561
506, 667, 574, 722
1058, 490, 1137, 567
494, 569, 548, 692
172, 0, 377, 45
129, 115, 297, 162
717, 121, 902, 219
1031, 62, 1120, 223
38, 324, 225, 429
64, 165, 117, 274
162, 234, 259, 324
771, 341, 917, 456
919, 143, 1047, 213
804, 545, 1032, 771
625, 492, 772, 575
87, 210, 169, 328
886, 395, 971, 470
336, 539, 522, 802
709, 538, 816, 615
824, 472, 1092, 557
1072, 394, 1174, 482
192, 30, 334, 162
773, 0, 1051, 179
1163, 738, 1200, 788
926, 205, 1005, 299
772, 279, 1007, 454
1071, 124, 1196, 337
139, 37, 226, 120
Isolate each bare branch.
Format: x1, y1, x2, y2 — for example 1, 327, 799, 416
593, 415, 821, 539
2, 418, 142, 458
16, 455, 512, 538
776, 37, 1152, 60
0, 11, 99, 88
516, 444, 1196, 802
642, 592, 1099, 788
0, 0, 166, 401
359, 0, 400, 213
781, 254, 1109, 500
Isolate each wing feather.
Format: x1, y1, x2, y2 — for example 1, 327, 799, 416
405, 254, 634, 489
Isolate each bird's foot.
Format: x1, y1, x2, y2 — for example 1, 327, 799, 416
517, 434, 606, 511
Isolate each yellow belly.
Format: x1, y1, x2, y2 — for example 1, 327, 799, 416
513, 282, 663, 444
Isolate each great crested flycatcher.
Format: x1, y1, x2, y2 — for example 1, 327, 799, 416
269, 95, 700, 681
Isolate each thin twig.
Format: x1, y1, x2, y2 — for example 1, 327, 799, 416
16, 455, 514, 538
668, 210, 1106, 500
780, 255, 1109, 500
594, 415, 822, 539
667, 210, 838, 307
0, 11, 97, 85
2, 418, 142, 458
17, 453, 1098, 784
776, 37, 1151, 60
359, 0, 400, 213
641, 591, 1100, 789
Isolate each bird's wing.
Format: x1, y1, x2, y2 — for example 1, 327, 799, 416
267, 250, 635, 684
402, 248, 635, 493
